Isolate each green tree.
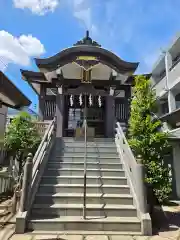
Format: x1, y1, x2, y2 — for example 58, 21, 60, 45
4, 112, 41, 176
128, 75, 171, 204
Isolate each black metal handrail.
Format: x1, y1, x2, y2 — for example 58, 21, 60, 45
83, 94, 87, 219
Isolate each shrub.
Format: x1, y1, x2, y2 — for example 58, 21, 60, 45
128, 75, 171, 204
4, 112, 41, 176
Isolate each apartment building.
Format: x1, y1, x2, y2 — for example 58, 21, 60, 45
151, 35, 180, 199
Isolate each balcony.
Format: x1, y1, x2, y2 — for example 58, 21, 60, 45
159, 107, 180, 129
155, 59, 180, 97
170, 54, 180, 71
154, 75, 167, 97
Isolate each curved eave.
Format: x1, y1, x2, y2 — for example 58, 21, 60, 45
1, 99, 26, 109
0, 71, 31, 109
35, 45, 139, 74
21, 70, 47, 95
21, 69, 46, 82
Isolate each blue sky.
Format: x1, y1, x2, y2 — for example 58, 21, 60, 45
0, 0, 180, 110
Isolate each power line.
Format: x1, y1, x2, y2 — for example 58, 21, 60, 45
0, 57, 8, 72
0, 57, 22, 85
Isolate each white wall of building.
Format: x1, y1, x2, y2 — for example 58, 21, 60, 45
152, 36, 180, 115
151, 36, 180, 200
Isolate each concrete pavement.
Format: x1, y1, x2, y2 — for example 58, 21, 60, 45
8, 230, 180, 240
4, 204, 180, 240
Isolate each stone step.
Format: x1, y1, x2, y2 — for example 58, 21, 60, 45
47, 162, 123, 170
55, 153, 119, 158
28, 216, 141, 232
38, 184, 130, 194
62, 138, 115, 143
56, 140, 116, 145
50, 157, 121, 163
55, 147, 117, 153
31, 204, 137, 218
44, 168, 125, 177
54, 142, 116, 148
29, 230, 141, 236
41, 176, 127, 185
34, 193, 133, 205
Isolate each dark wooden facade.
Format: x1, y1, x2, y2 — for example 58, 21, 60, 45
36, 83, 131, 137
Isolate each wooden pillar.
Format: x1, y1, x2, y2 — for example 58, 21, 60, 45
125, 86, 131, 122
105, 96, 115, 138
56, 87, 64, 138
39, 84, 46, 120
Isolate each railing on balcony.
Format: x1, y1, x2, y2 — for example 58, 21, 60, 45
154, 55, 180, 97
168, 127, 180, 138
170, 54, 180, 71
154, 75, 167, 97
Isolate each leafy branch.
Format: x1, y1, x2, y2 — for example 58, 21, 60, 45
128, 75, 171, 204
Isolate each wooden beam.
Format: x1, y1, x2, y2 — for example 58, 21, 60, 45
63, 87, 109, 96
51, 78, 125, 88
0, 71, 31, 107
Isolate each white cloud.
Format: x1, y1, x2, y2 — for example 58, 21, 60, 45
69, 0, 180, 73
0, 30, 45, 71
73, 0, 84, 7
13, 0, 59, 15
73, 7, 91, 29
71, 0, 97, 36
12, 0, 180, 74
144, 51, 162, 71
18, 34, 45, 56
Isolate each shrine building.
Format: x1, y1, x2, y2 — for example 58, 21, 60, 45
21, 31, 145, 139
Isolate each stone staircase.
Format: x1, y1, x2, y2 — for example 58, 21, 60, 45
28, 138, 142, 234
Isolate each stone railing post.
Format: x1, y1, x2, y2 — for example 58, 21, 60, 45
53, 116, 57, 137
136, 155, 147, 214
19, 153, 33, 212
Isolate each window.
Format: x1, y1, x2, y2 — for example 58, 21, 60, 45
46, 88, 57, 96
115, 90, 125, 98
161, 102, 169, 115
175, 93, 180, 109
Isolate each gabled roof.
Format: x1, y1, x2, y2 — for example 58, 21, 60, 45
35, 32, 139, 74
0, 71, 31, 109
21, 32, 140, 94
35, 46, 139, 74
